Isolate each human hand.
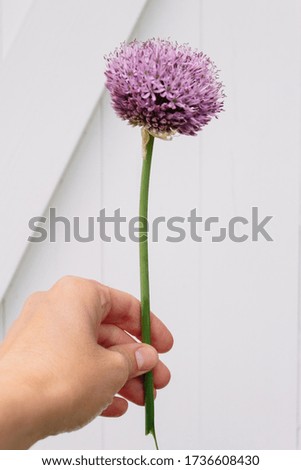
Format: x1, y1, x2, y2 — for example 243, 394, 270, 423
0, 276, 173, 449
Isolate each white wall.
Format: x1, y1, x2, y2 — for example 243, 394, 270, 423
0, 0, 301, 450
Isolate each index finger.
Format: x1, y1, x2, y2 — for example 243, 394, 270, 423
102, 286, 173, 353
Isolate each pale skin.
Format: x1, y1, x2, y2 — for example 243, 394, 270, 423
0, 276, 173, 449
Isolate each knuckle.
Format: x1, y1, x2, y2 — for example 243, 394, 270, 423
26, 291, 45, 304
23, 291, 46, 314
56, 275, 79, 289
51, 277, 111, 315
54, 276, 92, 298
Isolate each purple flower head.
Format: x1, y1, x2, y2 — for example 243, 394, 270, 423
105, 38, 224, 137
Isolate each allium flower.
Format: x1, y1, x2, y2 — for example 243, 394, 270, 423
105, 38, 224, 137
104, 39, 225, 450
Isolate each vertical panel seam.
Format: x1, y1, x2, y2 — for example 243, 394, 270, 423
198, 0, 203, 447
99, 98, 105, 450
297, 23, 301, 452
297, 224, 301, 448
296, 0, 301, 449
297, 228, 301, 447
0, 0, 3, 61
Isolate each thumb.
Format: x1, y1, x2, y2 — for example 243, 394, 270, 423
107, 343, 159, 391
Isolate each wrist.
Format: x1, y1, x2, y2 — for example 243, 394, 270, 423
0, 364, 50, 449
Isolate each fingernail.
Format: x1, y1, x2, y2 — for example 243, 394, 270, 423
135, 346, 158, 371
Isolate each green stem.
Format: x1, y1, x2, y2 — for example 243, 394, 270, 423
139, 132, 158, 450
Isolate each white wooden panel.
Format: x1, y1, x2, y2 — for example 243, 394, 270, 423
3, 106, 102, 324
100, 0, 202, 450
1, 0, 301, 452
0, 0, 147, 302
198, 0, 300, 449
2, 0, 34, 57
0, 0, 37, 350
